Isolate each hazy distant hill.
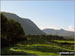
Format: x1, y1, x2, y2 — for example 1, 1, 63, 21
1, 12, 45, 35
42, 29, 74, 37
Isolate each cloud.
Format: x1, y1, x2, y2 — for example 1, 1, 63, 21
68, 25, 75, 31
40, 26, 61, 30
40, 25, 75, 32
48, 26, 61, 30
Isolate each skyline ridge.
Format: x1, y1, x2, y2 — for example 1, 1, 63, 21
1, 11, 74, 32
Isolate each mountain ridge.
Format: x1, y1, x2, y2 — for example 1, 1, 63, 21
1, 12, 45, 35
42, 28, 74, 36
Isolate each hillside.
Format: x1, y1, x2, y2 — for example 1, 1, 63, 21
43, 29, 74, 36
42, 29, 74, 39
1, 35, 74, 55
1, 12, 45, 35
1, 13, 26, 47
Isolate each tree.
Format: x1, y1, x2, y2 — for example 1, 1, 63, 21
1, 13, 26, 47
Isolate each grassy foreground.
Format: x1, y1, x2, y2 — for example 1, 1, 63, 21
1, 36, 75, 55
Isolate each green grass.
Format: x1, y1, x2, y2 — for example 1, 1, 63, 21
10, 48, 58, 55
8, 43, 74, 55
52, 40, 75, 43
1, 36, 75, 55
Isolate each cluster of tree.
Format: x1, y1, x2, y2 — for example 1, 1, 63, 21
1, 13, 26, 47
22, 35, 65, 45
26, 35, 65, 40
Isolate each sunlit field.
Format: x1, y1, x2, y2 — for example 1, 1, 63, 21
1, 36, 75, 55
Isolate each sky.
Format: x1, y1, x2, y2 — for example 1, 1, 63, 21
1, 0, 74, 31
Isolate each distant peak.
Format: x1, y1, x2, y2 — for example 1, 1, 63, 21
60, 29, 65, 31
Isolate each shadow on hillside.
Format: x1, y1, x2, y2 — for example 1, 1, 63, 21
1, 47, 34, 55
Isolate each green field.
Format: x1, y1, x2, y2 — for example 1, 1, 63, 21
52, 40, 75, 43
1, 36, 75, 55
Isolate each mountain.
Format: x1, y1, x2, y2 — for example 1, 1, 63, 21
1, 13, 26, 47
42, 28, 74, 39
1, 12, 45, 35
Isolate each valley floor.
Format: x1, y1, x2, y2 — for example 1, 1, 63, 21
1, 36, 75, 56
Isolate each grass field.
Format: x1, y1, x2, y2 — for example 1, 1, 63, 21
1, 36, 75, 55
52, 40, 75, 43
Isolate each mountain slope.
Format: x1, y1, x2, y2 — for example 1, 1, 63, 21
42, 28, 74, 37
1, 13, 26, 47
1, 12, 45, 35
